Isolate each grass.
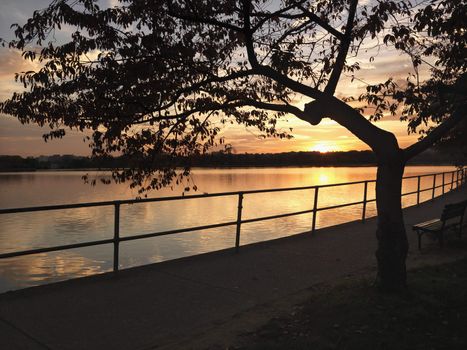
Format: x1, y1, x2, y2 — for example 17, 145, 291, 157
234, 258, 467, 350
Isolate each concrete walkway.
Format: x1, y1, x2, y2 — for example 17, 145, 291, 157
1, 187, 466, 350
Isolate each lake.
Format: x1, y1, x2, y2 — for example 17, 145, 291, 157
0, 165, 456, 292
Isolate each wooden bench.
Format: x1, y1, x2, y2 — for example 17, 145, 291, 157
413, 200, 467, 250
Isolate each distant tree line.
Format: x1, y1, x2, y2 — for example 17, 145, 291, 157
190, 150, 378, 167
0, 149, 461, 172
0, 155, 122, 171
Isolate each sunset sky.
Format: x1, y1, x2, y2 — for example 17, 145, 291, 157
0, 0, 422, 156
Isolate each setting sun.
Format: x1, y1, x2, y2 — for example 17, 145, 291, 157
308, 142, 339, 153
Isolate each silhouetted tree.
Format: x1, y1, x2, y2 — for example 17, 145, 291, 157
1, 0, 465, 291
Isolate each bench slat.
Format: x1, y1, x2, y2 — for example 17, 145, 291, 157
413, 218, 440, 228
413, 220, 443, 232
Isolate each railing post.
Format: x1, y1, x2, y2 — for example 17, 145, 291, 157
451, 171, 454, 190
431, 174, 436, 200
456, 170, 459, 188
235, 193, 244, 253
442, 172, 445, 195
362, 181, 368, 222
416, 175, 421, 205
311, 187, 319, 234
113, 202, 120, 272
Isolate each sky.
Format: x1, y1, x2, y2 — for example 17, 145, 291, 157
0, 0, 422, 156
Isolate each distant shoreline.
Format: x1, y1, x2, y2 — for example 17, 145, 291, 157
0, 150, 462, 172
0, 163, 458, 173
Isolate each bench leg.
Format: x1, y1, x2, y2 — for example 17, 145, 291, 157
417, 230, 422, 251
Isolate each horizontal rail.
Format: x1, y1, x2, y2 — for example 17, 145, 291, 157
402, 190, 419, 196
0, 238, 115, 259
402, 171, 459, 180
241, 208, 315, 225
0, 201, 119, 215
119, 220, 238, 242
317, 200, 367, 212
417, 186, 442, 194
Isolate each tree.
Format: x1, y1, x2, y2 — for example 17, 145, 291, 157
1, 0, 465, 291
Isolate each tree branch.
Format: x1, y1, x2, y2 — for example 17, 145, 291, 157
251, 0, 307, 32
242, 0, 260, 67
265, 20, 311, 59
324, 0, 358, 95
166, 2, 242, 32
296, 5, 345, 40
304, 97, 400, 157
239, 98, 307, 119
252, 4, 344, 40
403, 107, 465, 160
256, 65, 323, 100
160, 68, 256, 108
144, 98, 307, 123
240, 1, 323, 100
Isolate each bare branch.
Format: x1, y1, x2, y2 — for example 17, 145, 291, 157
242, 0, 260, 67
324, 0, 358, 95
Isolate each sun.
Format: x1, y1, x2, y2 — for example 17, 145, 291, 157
308, 142, 338, 153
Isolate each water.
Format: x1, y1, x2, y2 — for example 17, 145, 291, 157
0, 166, 456, 292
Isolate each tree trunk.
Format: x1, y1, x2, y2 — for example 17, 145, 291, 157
304, 97, 413, 292
375, 153, 408, 292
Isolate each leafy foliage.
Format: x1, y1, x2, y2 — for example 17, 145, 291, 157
358, 0, 466, 154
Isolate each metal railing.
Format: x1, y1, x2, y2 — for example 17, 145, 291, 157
0, 168, 465, 273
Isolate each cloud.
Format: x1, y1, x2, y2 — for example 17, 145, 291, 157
0, 116, 90, 156
0, 48, 45, 101
0, 0, 53, 40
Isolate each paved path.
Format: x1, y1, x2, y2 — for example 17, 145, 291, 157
1, 187, 466, 350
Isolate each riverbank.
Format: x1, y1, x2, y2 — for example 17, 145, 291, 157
1, 186, 466, 349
